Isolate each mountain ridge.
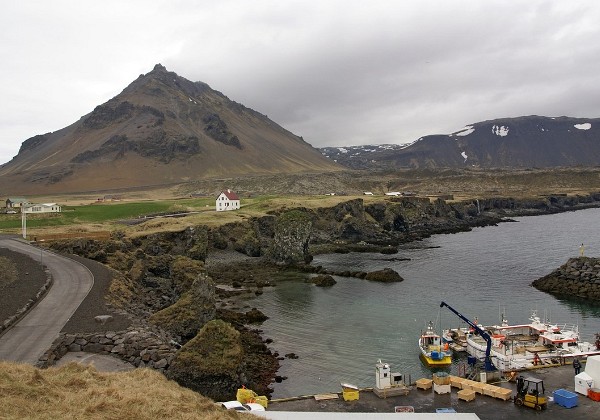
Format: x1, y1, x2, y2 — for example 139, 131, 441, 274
321, 115, 600, 169
0, 64, 340, 195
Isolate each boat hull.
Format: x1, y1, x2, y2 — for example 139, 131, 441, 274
419, 352, 452, 366
466, 331, 600, 372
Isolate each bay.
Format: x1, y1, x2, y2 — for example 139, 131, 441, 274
248, 207, 600, 398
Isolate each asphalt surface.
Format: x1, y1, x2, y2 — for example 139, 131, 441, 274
0, 238, 93, 363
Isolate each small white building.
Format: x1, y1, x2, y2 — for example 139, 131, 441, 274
216, 190, 240, 212
6, 197, 29, 209
23, 203, 62, 214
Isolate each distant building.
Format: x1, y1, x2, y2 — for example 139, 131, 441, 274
216, 189, 240, 212
363, 192, 374, 195
6, 197, 29, 210
23, 203, 62, 214
385, 192, 402, 196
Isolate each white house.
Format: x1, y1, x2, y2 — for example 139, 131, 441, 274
23, 203, 62, 214
216, 190, 240, 212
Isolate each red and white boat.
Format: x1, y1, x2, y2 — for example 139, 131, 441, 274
465, 310, 600, 371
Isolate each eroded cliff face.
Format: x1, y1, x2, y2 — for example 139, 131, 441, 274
52, 194, 600, 267
269, 210, 313, 264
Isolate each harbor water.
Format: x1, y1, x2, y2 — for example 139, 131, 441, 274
247, 208, 600, 398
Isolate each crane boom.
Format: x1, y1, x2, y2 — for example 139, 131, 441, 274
440, 301, 494, 371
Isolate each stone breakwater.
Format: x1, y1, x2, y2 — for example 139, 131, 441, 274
38, 326, 179, 372
532, 257, 600, 302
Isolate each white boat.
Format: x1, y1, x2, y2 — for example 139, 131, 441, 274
465, 310, 600, 371
419, 321, 452, 366
442, 327, 469, 352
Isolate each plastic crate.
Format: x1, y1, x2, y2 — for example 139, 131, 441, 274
342, 390, 359, 401
436, 408, 457, 413
433, 372, 451, 385
588, 388, 600, 402
553, 389, 578, 409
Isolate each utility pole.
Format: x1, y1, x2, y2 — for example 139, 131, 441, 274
21, 209, 26, 239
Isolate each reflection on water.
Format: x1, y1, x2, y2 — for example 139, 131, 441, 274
249, 208, 600, 398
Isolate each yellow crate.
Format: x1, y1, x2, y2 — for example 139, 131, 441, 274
494, 387, 512, 401
450, 376, 465, 389
415, 378, 433, 390
236, 388, 258, 403
433, 373, 451, 385
343, 390, 359, 401
457, 389, 476, 402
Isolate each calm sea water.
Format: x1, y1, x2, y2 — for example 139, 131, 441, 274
248, 208, 600, 398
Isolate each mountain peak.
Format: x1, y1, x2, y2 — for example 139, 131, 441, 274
0, 66, 340, 194
152, 63, 167, 72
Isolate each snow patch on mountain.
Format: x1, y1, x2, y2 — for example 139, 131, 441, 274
574, 123, 591, 130
455, 126, 475, 137
492, 125, 509, 137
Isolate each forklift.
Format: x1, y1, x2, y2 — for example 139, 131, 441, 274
514, 376, 547, 411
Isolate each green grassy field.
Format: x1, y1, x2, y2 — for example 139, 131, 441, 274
0, 194, 378, 237
0, 198, 216, 230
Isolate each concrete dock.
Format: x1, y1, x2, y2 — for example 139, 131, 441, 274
267, 365, 597, 419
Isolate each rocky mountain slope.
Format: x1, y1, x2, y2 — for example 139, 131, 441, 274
0, 64, 340, 194
321, 115, 600, 169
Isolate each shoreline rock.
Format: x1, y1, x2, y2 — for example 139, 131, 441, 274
532, 257, 600, 302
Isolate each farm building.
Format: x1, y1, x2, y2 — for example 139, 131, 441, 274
216, 189, 240, 212
6, 197, 29, 209
23, 203, 62, 214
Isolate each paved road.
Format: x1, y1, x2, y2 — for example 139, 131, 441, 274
0, 238, 93, 363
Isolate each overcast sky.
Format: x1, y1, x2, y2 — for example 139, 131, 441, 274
2, 1, 600, 165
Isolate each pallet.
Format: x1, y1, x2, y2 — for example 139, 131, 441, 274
314, 393, 339, 401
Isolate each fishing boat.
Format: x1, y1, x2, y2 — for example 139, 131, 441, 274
419, 321, 452, 366
465, 310, 600, 371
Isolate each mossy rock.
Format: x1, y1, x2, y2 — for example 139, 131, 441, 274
380, 246, 398, 255
364, 268, 404, 282
269, 209, 313, 264
167, 319, 243, 401
149, 275, 216, 340
170, 256, 205, 293
309, 274, 337, 287
245, 308, 268, 323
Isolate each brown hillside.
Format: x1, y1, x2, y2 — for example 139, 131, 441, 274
0, 64, 340, 195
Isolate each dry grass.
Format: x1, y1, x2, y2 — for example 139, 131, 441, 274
0, 361, 255, 420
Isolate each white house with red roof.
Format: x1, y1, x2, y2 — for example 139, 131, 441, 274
216, 189, 240, 211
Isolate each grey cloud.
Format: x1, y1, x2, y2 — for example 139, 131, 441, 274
2, 1, 600, 163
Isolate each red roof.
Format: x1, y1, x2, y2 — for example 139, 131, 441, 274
220, 189, 239, 200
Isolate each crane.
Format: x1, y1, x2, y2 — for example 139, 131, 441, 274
440, 301, 494, 371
